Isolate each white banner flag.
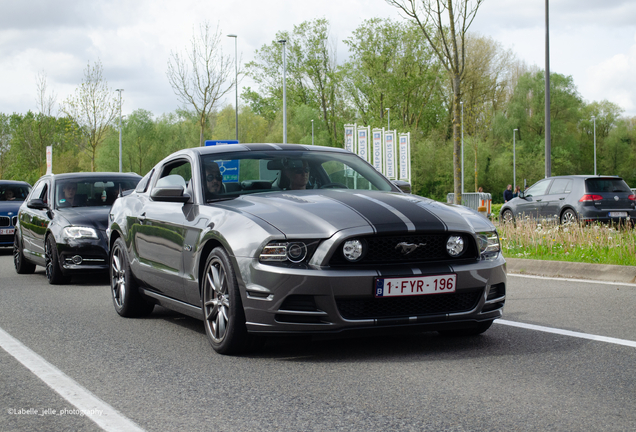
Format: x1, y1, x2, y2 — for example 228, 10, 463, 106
384, 130, 396, 179
357, 126, 370, 162
398, 133, 411, 182
372, 128, 383, 172
344, 124, 356, 153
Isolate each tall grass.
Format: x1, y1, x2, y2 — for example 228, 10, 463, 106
496, 219, 636, 266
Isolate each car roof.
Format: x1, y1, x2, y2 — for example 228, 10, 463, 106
546, 175, 623, 179
36, 172, 142, 182
166, 143, 349, 159
0, 180, 31, 186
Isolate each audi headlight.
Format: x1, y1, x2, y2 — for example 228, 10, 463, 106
477, 231, 500, 260
260, 241, 308, 263
62, 226, 98, 240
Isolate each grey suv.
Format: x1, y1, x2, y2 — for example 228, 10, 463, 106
500, 175, 636, 225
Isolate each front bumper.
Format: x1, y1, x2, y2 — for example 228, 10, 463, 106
56, 236, 109, 273
239, 253, 507, 334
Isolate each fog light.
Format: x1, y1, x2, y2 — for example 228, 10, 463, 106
72, 255, 83, 265
343, 239, 364, 262
446, 236, 465, 257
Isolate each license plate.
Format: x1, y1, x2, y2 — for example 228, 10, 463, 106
609, 212, 628, 217
375, 274, 456, 298
0, 228, 14, 235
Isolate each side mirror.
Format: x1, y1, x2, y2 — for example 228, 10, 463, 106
27, 198, 48, 210
518, 191, 526, 199
150, 186, 191, 203
392, 180, 411, 194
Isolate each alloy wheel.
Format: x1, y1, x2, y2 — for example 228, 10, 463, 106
203, 256, 231, 343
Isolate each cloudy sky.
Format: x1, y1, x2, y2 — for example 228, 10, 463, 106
1, 0, 636, 119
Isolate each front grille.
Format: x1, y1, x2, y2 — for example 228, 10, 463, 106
0, 217, 9, 227
330, 233, 478, 266
0, 234, 13, 243
12, 216, 17, 226
336, 290, 482, 320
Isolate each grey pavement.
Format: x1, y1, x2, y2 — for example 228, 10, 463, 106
506, 257, 636, 284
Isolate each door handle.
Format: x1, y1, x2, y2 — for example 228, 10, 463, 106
559, 197, 565, 200
536, 199, 542, 202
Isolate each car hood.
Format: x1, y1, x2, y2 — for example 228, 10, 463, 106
54, 206, 111, 231
214, 190, 495, 238
0, 201, 23, 216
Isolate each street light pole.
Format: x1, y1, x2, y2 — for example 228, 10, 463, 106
592, 116, 597, 175
227, 34, 238, 141
513, 128, 518, 190
386, 108, 390, 130
115, 89, 123, 173
278, 39, 287, 144
311, 119, 314, 145
460, 101, 464, 195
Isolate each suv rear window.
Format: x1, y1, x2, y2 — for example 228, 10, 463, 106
585, 178, 631, 193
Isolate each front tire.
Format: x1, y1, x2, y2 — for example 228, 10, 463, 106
14, 235, 36, 274
45, 235, 71, 285
502, 209, 515, 225
110, 237, 154, 317
560, 209, 577, 225
202, 247, 251, 355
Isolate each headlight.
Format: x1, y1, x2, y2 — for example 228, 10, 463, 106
446, 235, 465, 257
260, 241, 308, 263
477, 231, 500, 260
342, 239, 364, 262
62, 226, 99, 240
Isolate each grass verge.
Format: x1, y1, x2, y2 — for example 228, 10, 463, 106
496, 219, 636, 266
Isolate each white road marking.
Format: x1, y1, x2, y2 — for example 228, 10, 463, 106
0, 326, 145, 432
496, 319, 636, 348
508, 273, 635, 287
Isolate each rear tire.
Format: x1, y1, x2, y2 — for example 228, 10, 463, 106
14, 235, 36, 274
110, 237, 154, 317
438, 320, 494, 337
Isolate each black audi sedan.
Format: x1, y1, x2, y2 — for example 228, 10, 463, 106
108, 143, 506, 355
1, 180, 31, 247
500, 175, 636, 225
14, 172, 141, 284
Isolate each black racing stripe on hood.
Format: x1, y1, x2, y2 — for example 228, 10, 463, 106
362, 193, 447, 232
323, 192, 408, 233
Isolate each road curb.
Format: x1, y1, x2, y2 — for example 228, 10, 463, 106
506, 258, 636, 284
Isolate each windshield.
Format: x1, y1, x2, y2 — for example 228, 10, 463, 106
55, 178, 139, 208
1, 184, 30, 202
200, 150, 396, 202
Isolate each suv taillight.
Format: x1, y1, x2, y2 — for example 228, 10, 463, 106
629, 194, 636, 201
579, 194, 603, 202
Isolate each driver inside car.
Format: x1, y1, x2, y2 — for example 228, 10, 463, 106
281, 159, 310, 190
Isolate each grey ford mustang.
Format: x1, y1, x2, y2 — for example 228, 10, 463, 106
108, 144, 506, 354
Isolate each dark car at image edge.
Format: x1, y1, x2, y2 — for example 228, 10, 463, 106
0, 181, 32, 247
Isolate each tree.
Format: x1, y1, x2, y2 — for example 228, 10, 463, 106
167, 22, 234, 147
341, 18, 445, 134
386, 0, 485, 204
62, 60, 118, 172
245, 19, 342, 146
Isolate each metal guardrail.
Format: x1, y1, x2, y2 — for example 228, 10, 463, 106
446, 192, 492, 216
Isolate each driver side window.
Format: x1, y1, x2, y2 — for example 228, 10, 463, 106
525, 180, 551, 197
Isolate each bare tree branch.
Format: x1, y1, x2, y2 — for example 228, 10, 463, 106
167, 22, 233, 146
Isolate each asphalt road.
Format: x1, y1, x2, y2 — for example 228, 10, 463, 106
0, 248, 634, 432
